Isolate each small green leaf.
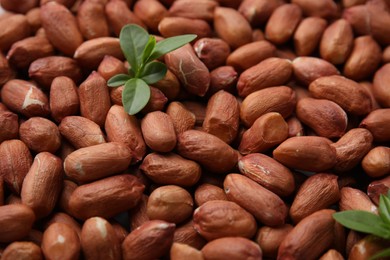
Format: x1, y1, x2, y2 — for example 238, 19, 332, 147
147, 34, 197, 62
120, 24, 149, 73
333, 211, 390, 239
369, 247, 390, 260
107, 74, 131, 87
142, 36, 156, 64
122, 78, 150, 115
379, 194, 390, 225
140, 61, 167, 84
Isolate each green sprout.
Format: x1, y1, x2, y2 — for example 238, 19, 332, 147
107, 24, 196, 115
333, 191, 390, 259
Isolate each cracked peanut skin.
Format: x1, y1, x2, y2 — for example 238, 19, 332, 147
165, 44, 210, 97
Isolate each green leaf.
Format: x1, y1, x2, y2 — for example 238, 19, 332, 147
140, 61, 167, 85
333, 211, 390, 239
119, 24, 149, 74
142, 36, 156, 64
147, 34, 197, 62
369, 247, 390, 260
107, 74, 131, 87
380, 194, 390, 225
122, 78, 150, 115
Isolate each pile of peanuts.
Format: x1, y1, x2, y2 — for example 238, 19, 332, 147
0, 0, 390, 259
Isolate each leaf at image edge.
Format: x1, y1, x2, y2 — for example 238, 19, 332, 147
333, 211, 390, 239
380, 194, 390, 225
147, 34, 197, 62
122, 78, 150, 115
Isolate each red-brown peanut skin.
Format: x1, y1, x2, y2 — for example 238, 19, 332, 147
273, 136, 337, 172
104, 0, 146, 37
256, 224, 293, 258
168, 0, 217, 21
44, 212, 82, 239
0, 178, 3, 206
289, 173, 340, 223
28, 56, 82, 89
201, 237, 262, 260
73, 37, 124, 71
141, 111, 176, 153
292, 57, 339, 86
78, 71, 111, 127
339, 187, 378, 213
122, 220, 176, 260
240, 86, 297, 127
165, 44, 210, 97
158, 17, 212, 39
238, 153, 295, 197
294, 17, 328, 56
193, 38, 231, 71
98, 55, 127, 82
226, 41, 276, 72
238, 0, 284, 26
0, 79, 50, 118
309, 75, 372, 116
360, 109, 390, 142
224, 174, 288, 226
208, 66, 238, 95
203, 90, 240, 144
239, 112, 289, 154
105, 105, 146, 163
332, 128, 373, 173
170, 242, 203, 260
1, 241, 42, 260
193, 200, 257, 241
368, 175, 390, 205
296, 98, 348, 138
0, 15, 31, 52
373, 63, 390, 108
194, 184, 228, 206
0, 204, 35, 243
291, 0, 338, 18
177, 130, 238, 174
0, 139, 33, 194
265, 4, 302, 45
166, 101, 196, 135
41, 223, 80, 260
237, 57, 293, 97
40, 2, 83, 56
214, 7, 252, 49
173, 220, 207, 250
343, 35, 382, 81
362, 146, 390, 178
21, 152, 63, 219
49, 76, 80, 122
64, 142, 132, 183
19, 117, 61, 153
0, 52, 15, 86
320, 19, 354, 65
59, 116, 106, 149
0, 111, 18, 143
140, 152, 201, 187
7, 35, 55, 69
133, 0, 168, 33
1, 0, 38, 14
81, 217, 121, 260
146, 185, 194, 224
77, 0, 109, 40
278, 209, 336, 260
68, 174, 145, 220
